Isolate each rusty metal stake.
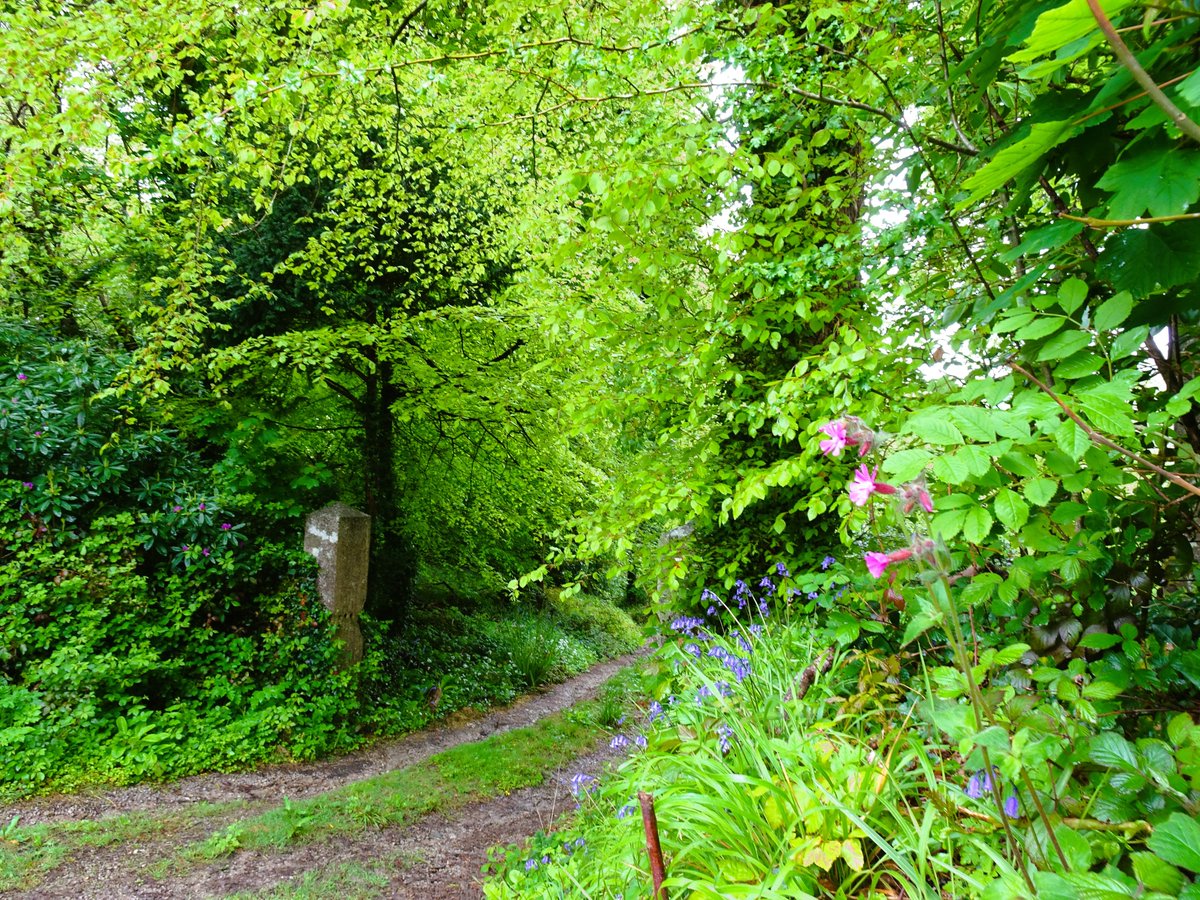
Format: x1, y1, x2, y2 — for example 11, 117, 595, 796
638, 790, 668, 900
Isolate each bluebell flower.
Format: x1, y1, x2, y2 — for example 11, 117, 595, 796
714, 681, 733, 697
617, 802, 636, 820
775, 562, 790, 577
707, 605, 716, 616
525, 858, 539, 871
570, 773, 594, 797
684, 642, 701, 658
717, 724, 734, 754
806, 591, 819, 600
748, 623, 763, 636
965, 769, 995, 799
670, 615, 705, 635
610, 734, 629, 750
696, 684, 712, 702
759, 576, 776, 596
725, 656, 751, 682
575, 837, 586, 848
634, 734, 647, 749
759, 600, 770, 616
647, 700, 663, 722
542, 855, 551, 865
1003, 792, 1019, 818
821, 555, 836, 570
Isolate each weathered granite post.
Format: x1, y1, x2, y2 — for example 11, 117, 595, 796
303, 502, 370, 665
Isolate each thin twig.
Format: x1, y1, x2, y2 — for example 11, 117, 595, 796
1058, 210, 1200, 227
1009, 361, 1200, 499
1086, 0, 1200, 143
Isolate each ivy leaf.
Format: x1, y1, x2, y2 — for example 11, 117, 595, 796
1092, 291, 1133, 331
1096, 148, 1200, 220
994, 489, 1030, 531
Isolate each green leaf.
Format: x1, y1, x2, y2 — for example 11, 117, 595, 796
882, 448, 933, 481
1057, 277, 1089, 314
1055, 418, 1091, 460
1054, 351, 1105, 380
1010, 0, 1135, 63
1024, 477, 1058, 506
1037, 329, 1092, 361
1111, 325, 1150, 360
994, 489, 1030, 531
1096, 149, 1200, 220
961, 121, 1076, 205
951, 407, 998, 442
1075, 383, 1136, 436
1077, 632, 1121, 650
1015, 315, 1066, 341
1167, 713, 1196, 747
588, 171, 607, 194
1092, 291, 1133, 332
1130, 852, 1185, 895
903, 610, 941, 646
905, 412, 963, 445
932, 453, 972, 485
1090, 731, 1139, 770
1147, 813, 1200, 873
1097, 223, 1200, 298
1083, 679, 1124, 700
931, 508, 968, 541
962, 505, 994, 543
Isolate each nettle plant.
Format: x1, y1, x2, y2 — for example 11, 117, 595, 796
817, 411, 1200, 897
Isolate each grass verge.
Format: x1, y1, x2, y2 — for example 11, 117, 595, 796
169, 684, 629, 869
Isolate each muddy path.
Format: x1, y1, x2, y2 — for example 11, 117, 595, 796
4, 653, 642, 898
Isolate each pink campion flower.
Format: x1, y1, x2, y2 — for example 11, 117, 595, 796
819, 421, 848, 456
842, 416, 877, 456
865, 547, 913, 578
16, 373, 27, 381
848, 465, 896, 506
901, 479, 935, 514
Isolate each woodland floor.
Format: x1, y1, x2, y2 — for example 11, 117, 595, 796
4, 653, 639, 898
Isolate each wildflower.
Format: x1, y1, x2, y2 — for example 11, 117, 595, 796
610, 734, 629, 750
542, 855, 551, 865
806, 591, 819, 600
569, 773, 594, 797
965, 769, 995, 800
1003, 791, 1019, 818
717, 724, 734, 754
758, 600, 769, 616
202, 548, 210, 557
647, 701, 663, 722
16, 373, 27, 381
634, 734, 647, 749
821, 555, 836, 570
775, 562, 790, 577
759, 575, 775, 596
844, 416, 878, 456
865, 548, 913, 579
748, 623, 763, 636
818, 421, 848, 456
683, 642, 701, 658
701, 588, 719, 608
198, 503, 206, 511
575, 837, 586, 848
525, 858, 538, 871
707, 605, 716, 616
670, 615, 705, 635
734, 580, 750, 609
696, 684, 712, 702
22, 481, 33, 489
617, 803, 636, 820
900, 479, 935, 515
173, 505, 183, 512
726, 656, 751, 682
714, 681, 733, 697
32, 430, 42, 437
221, 522, 232, 531
848, 464, 896, 506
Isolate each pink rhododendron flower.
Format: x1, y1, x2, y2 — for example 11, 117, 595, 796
848, 465, 896, 506
819, 421, 848, 456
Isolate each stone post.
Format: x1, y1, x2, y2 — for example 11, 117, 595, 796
303, 502, 371, 665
